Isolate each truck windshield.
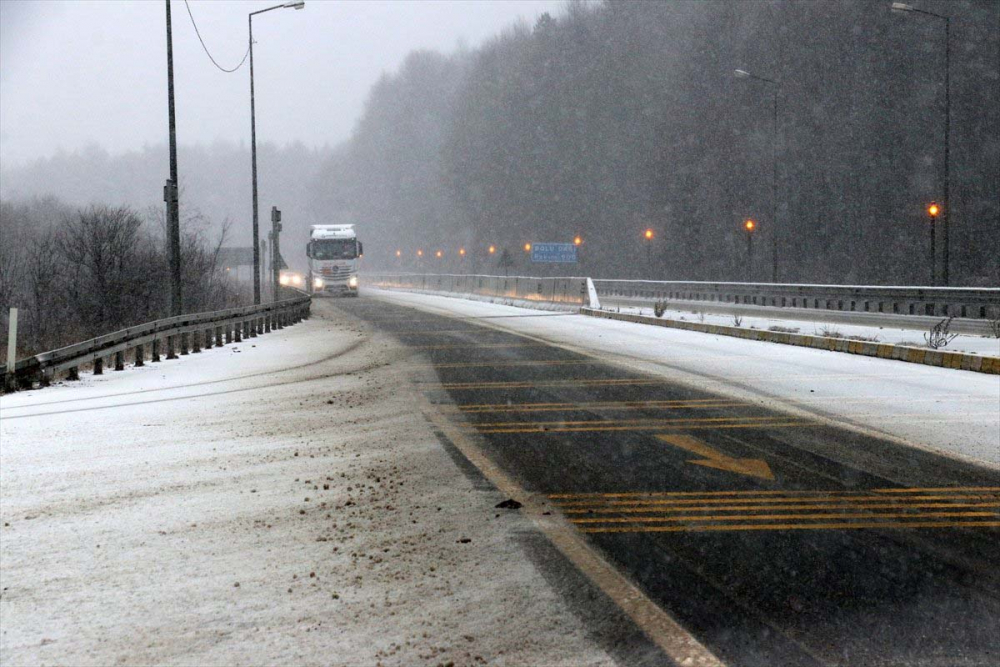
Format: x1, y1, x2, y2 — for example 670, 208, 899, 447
312, 239, 357, 260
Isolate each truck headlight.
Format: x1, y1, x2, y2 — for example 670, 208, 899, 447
279, 275, 290, 286
292, 275, 303, 286
348, 276, 358, 288
313, 277, 325, 289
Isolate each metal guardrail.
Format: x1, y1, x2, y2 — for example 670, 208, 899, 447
1, 295, 311, 391
592, 280, 1000, 321
364, 273, 599, 307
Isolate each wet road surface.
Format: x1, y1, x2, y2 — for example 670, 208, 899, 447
338, 296, 1000, 667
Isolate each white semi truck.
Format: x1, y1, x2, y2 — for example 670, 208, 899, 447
307, 224, 362, 297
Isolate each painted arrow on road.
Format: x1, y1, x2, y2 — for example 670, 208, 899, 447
656, 434, 775, 480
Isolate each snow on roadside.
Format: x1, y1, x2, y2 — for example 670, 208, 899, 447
611, 304, 1000, 357
0, 301, 613, 667
369, 289, 1000, 468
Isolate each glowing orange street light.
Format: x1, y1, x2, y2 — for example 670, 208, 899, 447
459, 248, 466, 256
524, 242, 532, 252
927, 201, 940, 285
395, 249, 401, 257
488, 245, 496, 254
573, 236, 582, 246
417, 249, 423, 257
744, 219, 756, 281
644, 228, 654, 240
435, 250, 442, 258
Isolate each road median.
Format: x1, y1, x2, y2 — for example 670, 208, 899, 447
581, 307, 999, 375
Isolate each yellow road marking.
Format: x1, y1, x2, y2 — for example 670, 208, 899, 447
409, 342, 550, 350
571, 510, 997, 524
476, 421, 813, 434
875, 486, 1000, 494
413, 394, 724, 666
410, 359, 595, 369
548, 486, 1000, 499
451, 395, 1000, 412
556, 495, 999, 509
657, 434, 774, 480
580, 520, 1000, 534
454, 399, 742, 413
562, 501, 1000, 514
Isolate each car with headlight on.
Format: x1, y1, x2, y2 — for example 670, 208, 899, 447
278, 270, 305, 289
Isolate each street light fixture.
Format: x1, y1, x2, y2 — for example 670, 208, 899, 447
488, 245, 496, 254
249, 1, 305, 304
734, 67, 780, 283
891, 2, 951, 285
573, 236, 582, 246
524, 243, 532, 252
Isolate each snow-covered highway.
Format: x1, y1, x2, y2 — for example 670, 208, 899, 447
2, 290, 998, 666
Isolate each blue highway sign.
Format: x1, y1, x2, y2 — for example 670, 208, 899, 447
531, 243, 578, 263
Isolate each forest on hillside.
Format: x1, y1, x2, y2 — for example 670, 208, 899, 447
313, 0, 999, 285
3, 0, 997, 285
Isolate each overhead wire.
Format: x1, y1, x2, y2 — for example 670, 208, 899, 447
183, 0, 250, 73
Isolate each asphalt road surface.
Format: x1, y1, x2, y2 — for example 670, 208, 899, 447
337, 295, 1000, 667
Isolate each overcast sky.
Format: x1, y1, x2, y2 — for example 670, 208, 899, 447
0, 0, 565, 168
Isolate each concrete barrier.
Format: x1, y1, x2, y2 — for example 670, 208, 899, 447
364, 273, 601, 309
580, 308, 998, 375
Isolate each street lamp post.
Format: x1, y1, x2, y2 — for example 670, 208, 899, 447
164, 0, 182, 316
744, 219, 756, 282
891, 3, 951, 285
249, 1, 304, 305
735, 68, 780, 283
643, 228, 654, 279
927, 201, 940, 285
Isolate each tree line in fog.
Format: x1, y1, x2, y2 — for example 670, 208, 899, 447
313, 0, 999, 285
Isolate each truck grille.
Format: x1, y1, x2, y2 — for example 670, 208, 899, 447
318, 265, 352, 279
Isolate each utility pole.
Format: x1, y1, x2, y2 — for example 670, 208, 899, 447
734, 69, 781, 283
249, 1, 305, 306
164, 0, 182, 316
271, 206, 282, 300
249, 14, 261, 305
891, 3, 951, 285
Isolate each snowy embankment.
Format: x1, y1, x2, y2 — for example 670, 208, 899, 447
0, 301, 611, 666
611, 304, 1000, 357
370, 289, 1000, 468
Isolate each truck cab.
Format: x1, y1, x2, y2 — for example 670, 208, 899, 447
308, 224, 362, 297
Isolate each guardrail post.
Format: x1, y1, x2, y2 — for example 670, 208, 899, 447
167, 335, 177, 359
67, 366, 80, 381
39, 367, 52, 387
226, 324, 233, 344
205, 328, 213, 349
249, 319, 257, 338
264, 313, 271, 333
134, 343, 144, 367
234, 322, 242, 342
257, 317, 264, 335
192, 331, 202, 353
215, 326, 224, 347
114, 350, 125, 371
93, 357, 103, 375
180, 332, 190, 355
152, 338, 161, 362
